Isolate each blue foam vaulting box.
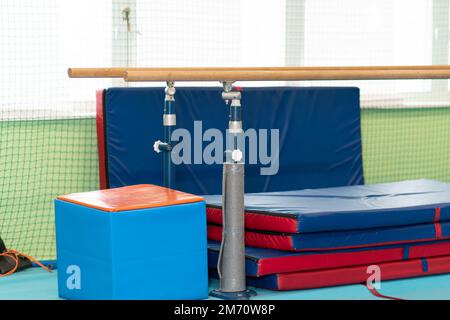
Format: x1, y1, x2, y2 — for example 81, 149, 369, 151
54, 184, 208, 300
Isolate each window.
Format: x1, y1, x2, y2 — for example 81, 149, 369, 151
0, 0, 112, 119
287, 0, 450, 107
134, 0, 286, 87
1, 0, 449, 119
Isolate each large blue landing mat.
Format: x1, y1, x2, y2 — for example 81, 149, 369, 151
4, 267, 450, 300
205, 179, 450, 233
102, 87, 363, 195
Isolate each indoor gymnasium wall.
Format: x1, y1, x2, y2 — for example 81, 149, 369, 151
1, 0, 450, 260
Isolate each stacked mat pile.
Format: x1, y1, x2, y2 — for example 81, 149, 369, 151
95, 87, 450, 291
205, 179, 450, 290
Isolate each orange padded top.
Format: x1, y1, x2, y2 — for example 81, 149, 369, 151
57, 184, 204, 212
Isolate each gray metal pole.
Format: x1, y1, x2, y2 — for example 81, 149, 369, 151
219, 162, 246, 292
210, 82, 256, 300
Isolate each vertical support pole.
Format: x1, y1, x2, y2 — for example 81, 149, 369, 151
285, 0, 305, 87
210, 82, 256, 300
432, 0, 449, 93
154, 82, 176, 188
112, 0, 137, 87
285, 0, 306, 67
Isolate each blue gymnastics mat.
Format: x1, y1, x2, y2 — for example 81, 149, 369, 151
205, 179, 450, 233
2, 267, 450, 300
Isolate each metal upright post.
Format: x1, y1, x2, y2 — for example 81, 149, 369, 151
210, 82, 256, 300
153, 81, 176, 188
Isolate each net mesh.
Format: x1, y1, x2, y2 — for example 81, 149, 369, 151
1, 0, 450, 260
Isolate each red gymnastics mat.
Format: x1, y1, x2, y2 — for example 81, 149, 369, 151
242, 255, 450, 291
207, 220, 450, 251
208, 239, 450, 276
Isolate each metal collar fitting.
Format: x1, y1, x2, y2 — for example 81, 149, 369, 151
165, 81, 176, 101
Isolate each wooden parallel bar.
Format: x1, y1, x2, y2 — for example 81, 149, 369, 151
124, 68, 450, 82
68, 65, 450, 79
69, 67, 320, 78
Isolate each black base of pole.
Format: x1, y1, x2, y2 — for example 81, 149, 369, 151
210, 289, 257, 300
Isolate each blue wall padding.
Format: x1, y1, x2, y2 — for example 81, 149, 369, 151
103, 87, 363, 194
205, 179, 450, 233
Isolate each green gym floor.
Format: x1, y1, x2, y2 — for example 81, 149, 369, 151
2, 267, 450, 300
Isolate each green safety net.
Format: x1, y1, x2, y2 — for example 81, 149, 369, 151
1, 0, 450, 260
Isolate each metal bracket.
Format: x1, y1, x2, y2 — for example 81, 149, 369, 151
165, 81, 176, 101
210, 289, 257, 300
221, 81, 236, 104
221, 81, 241, 103
222, 81, 234, 92
153, 140, 172, 153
